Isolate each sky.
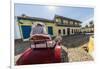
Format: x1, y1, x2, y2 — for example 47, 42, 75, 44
15, 4, 94, 26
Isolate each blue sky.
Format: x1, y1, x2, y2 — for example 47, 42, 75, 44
15, 4, 94, 23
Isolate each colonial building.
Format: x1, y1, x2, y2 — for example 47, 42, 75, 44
81, 21, 94, 33
17, 15, 82, 40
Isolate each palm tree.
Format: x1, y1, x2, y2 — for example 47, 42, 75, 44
89, 21, 94, 27
22, 14, 26, 16
85, 25, 88, 28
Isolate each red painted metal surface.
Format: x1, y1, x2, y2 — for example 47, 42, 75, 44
54, 45, 61, 62
16, 45, 61, 65
16, 34, 61, 65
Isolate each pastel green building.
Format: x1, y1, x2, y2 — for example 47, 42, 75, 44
17, 15, 82, 41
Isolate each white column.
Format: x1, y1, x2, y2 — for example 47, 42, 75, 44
70, 28, 72, 35
65, 27, 68, 35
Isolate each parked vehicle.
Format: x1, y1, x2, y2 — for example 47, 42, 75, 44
16, 34, 61, 65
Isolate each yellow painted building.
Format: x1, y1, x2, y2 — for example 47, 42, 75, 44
17, 15, 82, 40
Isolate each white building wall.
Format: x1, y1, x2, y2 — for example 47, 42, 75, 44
70, 28, 72, 35
14, 18, 21, 39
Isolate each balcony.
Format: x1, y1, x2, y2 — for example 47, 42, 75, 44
56, 23, 81, 27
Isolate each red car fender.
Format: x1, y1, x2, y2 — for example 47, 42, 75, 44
16, 48, 32, 65
54, 45, 61, 62
16, 45, 62, 65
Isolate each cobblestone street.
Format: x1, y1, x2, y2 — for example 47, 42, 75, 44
61, 34, 93, 62
15, 34, 93, 64
62, 34, 90, 48
62, 45, 93, 62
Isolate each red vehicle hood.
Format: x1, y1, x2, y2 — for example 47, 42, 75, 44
16, 45, 61, 65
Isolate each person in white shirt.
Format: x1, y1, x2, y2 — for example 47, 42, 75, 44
30, 23, 47, 37
30, 23, 52, 48
54, 32, 62, 45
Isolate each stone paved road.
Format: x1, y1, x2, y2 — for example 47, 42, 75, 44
62, 45, 93, 62
61, 34, 93, 62
62, 34, 90, 48
15, 34, 93, 64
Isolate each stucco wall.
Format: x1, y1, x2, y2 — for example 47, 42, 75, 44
15, 19, 81, 40
14, 19, 22, 39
